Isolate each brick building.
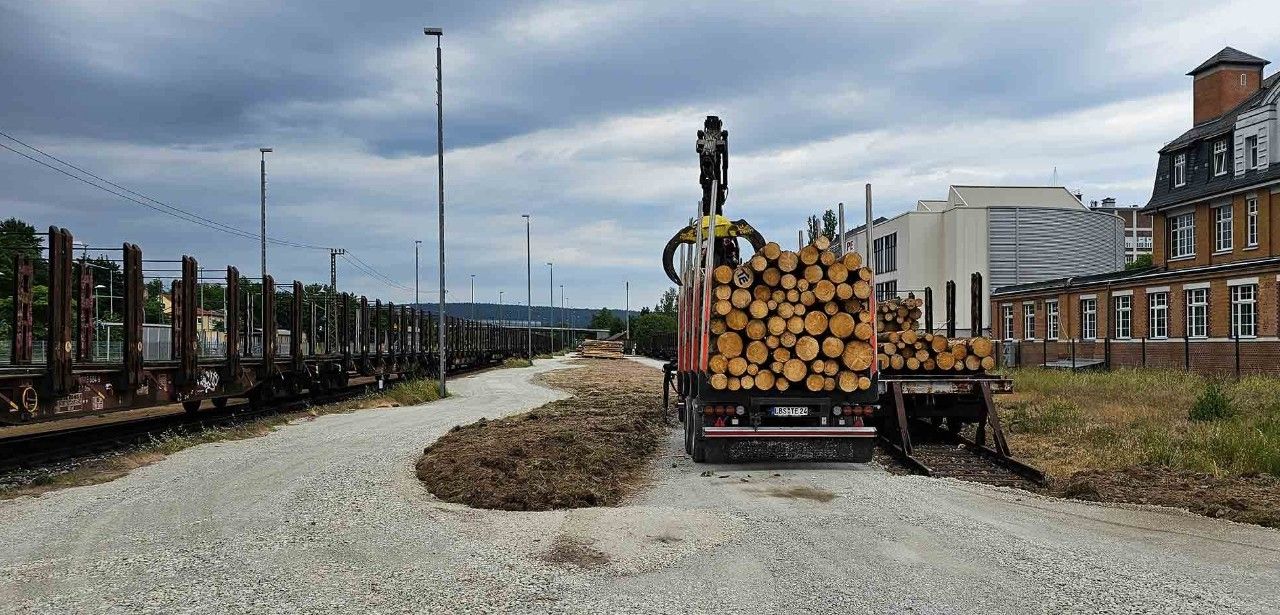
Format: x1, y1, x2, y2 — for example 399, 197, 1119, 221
991, 47, 1280, 375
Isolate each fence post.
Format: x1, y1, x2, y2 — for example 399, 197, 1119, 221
1234, 330, 1241, 380
1070, 337, 1076, 373
1042, 336, 1047, 368
1184, 335, 1190, 372
1141, 335, 1146, 368
1104, 334, 1111, 371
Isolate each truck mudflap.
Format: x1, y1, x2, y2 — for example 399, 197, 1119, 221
703, 426, 877, 438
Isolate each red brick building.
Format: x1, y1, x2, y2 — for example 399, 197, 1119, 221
992, 47, 1280, 375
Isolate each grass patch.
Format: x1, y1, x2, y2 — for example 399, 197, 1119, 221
502, 357, 533, 368
2, 377, 445, 499
416, 358, 666, 511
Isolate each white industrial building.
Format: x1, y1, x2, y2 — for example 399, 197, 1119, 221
844, 186, 1125, 336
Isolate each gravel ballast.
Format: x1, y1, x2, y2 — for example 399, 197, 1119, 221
1, 356, 1278, 614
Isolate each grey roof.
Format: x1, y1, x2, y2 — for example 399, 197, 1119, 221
1187, 46, 1269, 76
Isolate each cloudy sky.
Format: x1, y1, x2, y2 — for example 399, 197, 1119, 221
2, 1, 1278, 310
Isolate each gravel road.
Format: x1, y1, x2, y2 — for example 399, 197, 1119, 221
2, 357, 1278, 614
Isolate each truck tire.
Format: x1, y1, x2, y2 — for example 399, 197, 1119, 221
837, 439, 874, 463
691, 426, 707, 463
704, 440, 727, 464
182, 400, 201, 413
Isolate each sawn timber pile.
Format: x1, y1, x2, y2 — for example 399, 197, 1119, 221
708, 235, 875, 393
580, 339, 624, 358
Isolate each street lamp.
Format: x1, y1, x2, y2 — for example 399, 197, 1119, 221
523, 214, 531, 358
259, 147, 272, 282
560, 284, 565, 349
424, 26, 447, 394
414, 240, 422, 306
470, 274, 476, 321
625, 281, 630, 343
546, 262, 554, 350
498, 291, 504, 326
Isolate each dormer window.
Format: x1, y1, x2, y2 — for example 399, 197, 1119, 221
1246, 135, 1260, 169
1213, 140, 1228, 176
1173, 153, 1186, 187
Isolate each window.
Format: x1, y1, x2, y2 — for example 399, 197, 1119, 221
1241, 73, 1248, 87
875, 280, 897, 302
1081, 298, 1097, 340
1002, 305, 1014, 340
873, 233, 897, 273
1230, 284, 1257, 338
1113, 295, 1131, 339
1173, 153, 1186, 187
1214, 205, 1233, 252
1246, 198, 1258, 247
1213, 140, 1228, 176
1023, 304, 1035, 340
1186, 288, 1208, 338
1246, 136, 1260, 169
1148, 292, 1168, 339
1045, 300, 1059, 340
1169, 212, 1195, 258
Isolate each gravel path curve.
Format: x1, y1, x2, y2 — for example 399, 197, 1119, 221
2, 357, 1278, 614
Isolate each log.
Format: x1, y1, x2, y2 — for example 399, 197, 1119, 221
793, 302, 806, 316
935, 352, 956, 371
780, 274, 797, 289
762, 242, 782, 261
780, 332, 797, 348
710, 318, 726, 335
775, 377, 791, 392
730, 288, 752, 309
794, 335, 820, 361
852, 280, 872, 300
713, 265, 733, 284
726, 309, 748, 330
765, 335, 779, 349
965, 355, 982, 371
732, 266, 754, 288
969, 337, 994, 358
745, 340, 769, 364
772, 347, 791, 362
796, 279, 810, 292
782, 359, 807, 382
762, 268, 781, 287
813, 280, 836, 303
841, 251, 862, 270
827, 262, 848, 284
803, 265, 823, 284
714, 285, 731, 301
753, 285, 772, 302
727, 377, 740, 391
820, 251, 836, 267
777, 251, 799, 273
981, 356, 996, 371
822, 336, 845, 358
740, 374, 755, 390
813, 235, 831, 251
824, 376, 836, 392
786, 316, 805, 335
857, 376, 871, 391
755, 369, 775, 391
716, 332, 743, 358
805, 373, 825, 392
823, 301, 839, 316
799, 245, 820, 266
766, 315, 787, 336
811, 359, 825, 374
777, 303, 794, 319
728, 356, 748, 376
803, 311, 828, 336
748, 300, 769, 319
836, 282, 853, 300
749, 254, 768, 272
854, 322, 874, 341
838, 371, 858, 392
709, 354, 728, 374
799, 290, 816, 306
714, 299, 733, 316
786, 289, 800, 303
710, 373, 728, 390
746, 363, 759, 376
823, 361, 839, 377
842, 341, 874, 371
829, 312, 855, 338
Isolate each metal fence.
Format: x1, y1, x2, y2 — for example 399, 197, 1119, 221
998, 335, 1277, 378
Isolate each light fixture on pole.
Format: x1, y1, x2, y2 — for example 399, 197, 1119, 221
424, 26, 447, 394
522, 214, 531, 358
470, 274, 476, 321
498, 291, 504, 326
414, 240, 422, 306
259, 147, 272, 282
546, 262, 554, 350
625, 281, 630, 342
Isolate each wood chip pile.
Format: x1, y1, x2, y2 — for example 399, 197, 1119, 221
707, 235, 875, 393
580, 339, 625, 359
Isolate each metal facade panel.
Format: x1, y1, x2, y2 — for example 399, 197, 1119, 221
988, 208, 1124, 289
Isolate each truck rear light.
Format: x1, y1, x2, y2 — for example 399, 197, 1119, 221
703, 406, 714, 416
842, 405, 853, 416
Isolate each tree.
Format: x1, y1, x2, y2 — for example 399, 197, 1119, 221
631, 311, 676, 348
806, 214, 822, 244
822, 209, 838, 242
655, 287, 678, 314
588, 307, 623, 334
0, 218, 47, 339
1125, 253, 1153, 271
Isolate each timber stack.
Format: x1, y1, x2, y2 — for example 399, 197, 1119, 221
580, 339, 625, 359
877, 294, 923, 332
707, 235, 876, 393
876, 331, 995, 373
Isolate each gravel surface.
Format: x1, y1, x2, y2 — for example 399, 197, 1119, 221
2, 356, 1278, 614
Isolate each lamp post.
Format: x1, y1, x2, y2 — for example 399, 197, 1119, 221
546, 262, 554, 350
523, 214, 531, 358
470, 274, 476, 321
625, 281, 630, 341
259, 147, 272, 282
414, 240, 422, 306
560, 284, 565, 349
498, 291, 504, 326
423, 26, 446, 394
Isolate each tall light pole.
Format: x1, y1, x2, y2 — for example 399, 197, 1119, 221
470, 274, 476, 321
523, 214, 531, 358
560, 284, 565, 348
625, 281, 630, 341
546, 262, 554, 350
259, 147, 272, 282
498, 291, 504, 326
424, 26, 446, 394
414, 240, 422, 306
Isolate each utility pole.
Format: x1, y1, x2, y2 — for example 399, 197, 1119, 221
546, 262, 554, 351
470, 274, 475, 321
560, 286, 565, 348
259, 147, 272, 282
523, 214, 531, 358
413, 241, 421, 306
424, 26, 446, 394
625, 281, 630, 341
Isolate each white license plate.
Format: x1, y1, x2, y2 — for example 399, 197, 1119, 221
771, 406, 810, 417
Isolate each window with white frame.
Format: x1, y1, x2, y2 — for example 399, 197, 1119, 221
1169, 212, 1195, 258
1081, 298, 1097, 340
1045, 300, 1059, 340
1114, 295, 1131, 339
1230, 284, 1257, 338
1002, 305, 1014, 340
1148, 292, 1168, 339
1214, 205, 1233, 252
1023, 304, 1035, 340
1246, 135, 1260, 169
1246, 198, 1258, 247
1213, 140, 1229, 176
1173, 153, 1186, 187
1186, 288, 1208, 338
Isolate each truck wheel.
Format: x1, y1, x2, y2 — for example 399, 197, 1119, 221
704, 440, 727, 464
211, 397, 228, 409
182, 400, 201, 414
691, 427, 707, 463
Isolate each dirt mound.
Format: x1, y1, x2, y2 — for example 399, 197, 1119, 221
1055, 465, 1280, 528
416, 359, 667, 511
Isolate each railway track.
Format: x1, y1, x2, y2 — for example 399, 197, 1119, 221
878, 421, 1046, 490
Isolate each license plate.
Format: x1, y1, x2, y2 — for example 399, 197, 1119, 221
770, 406, 810, 417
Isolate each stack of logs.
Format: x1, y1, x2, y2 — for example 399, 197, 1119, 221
877, 330, 995, 372
878, 294, 923, 332
580, 339, 624, 359
707, 235, 876, 393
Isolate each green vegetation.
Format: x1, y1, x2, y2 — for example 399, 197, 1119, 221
1000, 368, 1280, 478
1125, 253, 1154, 270
503, 357, 533, 368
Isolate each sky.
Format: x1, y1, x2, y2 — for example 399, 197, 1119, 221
2, 0, 1278, 311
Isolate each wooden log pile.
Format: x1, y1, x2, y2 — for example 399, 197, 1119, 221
580, 339, 624, 359
877, 294, 923, 332
876, 331, 995, 373
707, 235, 876, 393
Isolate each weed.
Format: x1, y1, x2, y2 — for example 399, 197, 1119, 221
502, 357, 533, 368
1189, 380, 1234, 422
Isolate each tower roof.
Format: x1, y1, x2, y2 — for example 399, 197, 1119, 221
1187, 46, 1269, 76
